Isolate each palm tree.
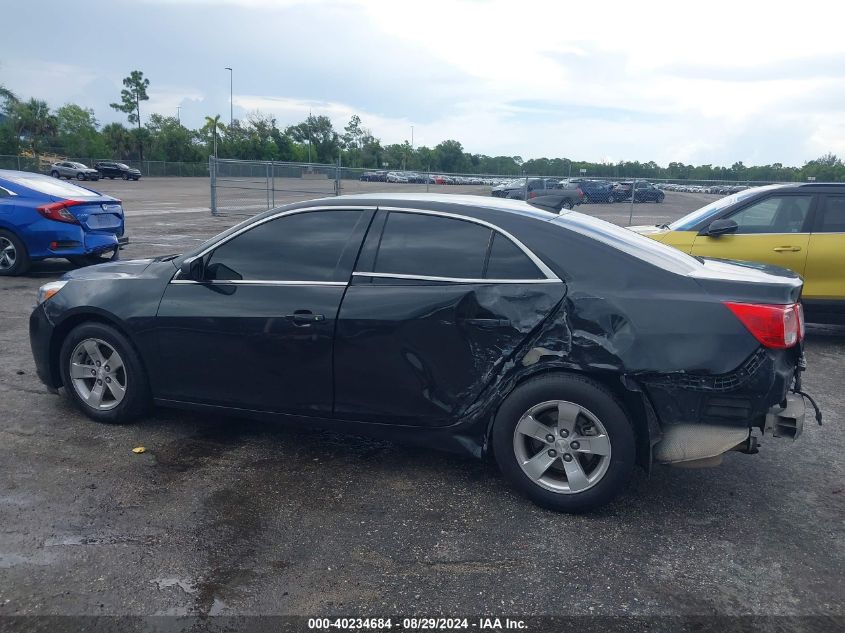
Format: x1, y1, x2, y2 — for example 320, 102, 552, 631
0, 84, 18, 114
202, 114, 225, 158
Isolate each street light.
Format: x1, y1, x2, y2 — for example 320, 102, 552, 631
225, 67, 233, 126
176, 105, 181, 125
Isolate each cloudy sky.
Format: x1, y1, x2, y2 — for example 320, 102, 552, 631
2, 0, 844, 166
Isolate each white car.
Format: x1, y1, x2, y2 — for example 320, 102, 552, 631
386, 172, 409, 183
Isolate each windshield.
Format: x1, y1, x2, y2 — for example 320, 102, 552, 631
4, 173, 101, 198
667, 185, 780, 230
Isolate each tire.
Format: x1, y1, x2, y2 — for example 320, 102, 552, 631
656, 195, 664, 203
492, 373, 635, 512
122, 173, 129, 180
77, 173, 85, 181
560, 199, 574, 211
59, 322, 150, 424
109, 176, 115, 180
51, 170, 60, 178
606, 194, 614, 204
0, 229, 31, 276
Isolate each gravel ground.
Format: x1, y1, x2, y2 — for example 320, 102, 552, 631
0, 179, 842, 627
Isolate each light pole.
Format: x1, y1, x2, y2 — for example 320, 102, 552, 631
411, 125, 414, 151
176, 105, 181, 125
225, 67, 233, 126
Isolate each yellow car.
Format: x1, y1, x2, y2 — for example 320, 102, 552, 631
630, 184, 845, 323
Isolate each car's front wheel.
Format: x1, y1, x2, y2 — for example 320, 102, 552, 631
492, 373, 635, 512
560, 200, 574, 211
51, 170, 60, 178
59, 322, 150, 424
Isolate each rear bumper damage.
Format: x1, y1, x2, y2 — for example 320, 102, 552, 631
642, 347, 815, 467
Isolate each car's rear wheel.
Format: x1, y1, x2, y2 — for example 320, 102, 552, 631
59, 323, 150, 424
606, 194, 614, 203
122, 173, 129, 180
560, 200, 574, 211
0, 230, 30, 276
492, 373, 635, 512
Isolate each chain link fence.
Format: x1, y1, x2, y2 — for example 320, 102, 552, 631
0, 155, 208, 177
210, 157, 788, 217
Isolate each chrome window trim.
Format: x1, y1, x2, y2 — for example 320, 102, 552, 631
353, 272, 560, 284
373, 206, 560, 281
0, 186, 17, 197
170, 279, 345, 286
169, 203, 560, 285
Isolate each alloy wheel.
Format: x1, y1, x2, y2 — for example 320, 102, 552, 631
512, 400, 612, 494
69, 338, 128, 411
0, 237, 17, 270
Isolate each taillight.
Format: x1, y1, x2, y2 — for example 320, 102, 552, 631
37, 200, 83, 224
576, 187, 584, 198
528, 191, 536, 199
724, 302, 803, 349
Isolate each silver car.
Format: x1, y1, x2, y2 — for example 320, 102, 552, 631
50, 161, 100, 181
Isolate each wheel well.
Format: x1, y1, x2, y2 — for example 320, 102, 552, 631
486, 368, 653, 469
48, 313, 140, 388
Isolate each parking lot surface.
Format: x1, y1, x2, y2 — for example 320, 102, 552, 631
1, 179, 843, 622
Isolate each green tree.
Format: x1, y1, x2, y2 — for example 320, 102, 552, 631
286, 114, 339, 164
434, 139, 466, 173
56, 104, 106, 158
10, 99, 58, 154
201, 114, 225, 157
110, 70, 150, 160
101, 122, 134, 159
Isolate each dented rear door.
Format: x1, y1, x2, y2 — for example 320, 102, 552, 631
333, 209, 566, 427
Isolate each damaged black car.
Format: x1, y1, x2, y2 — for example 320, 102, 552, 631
29, 194, 819, 512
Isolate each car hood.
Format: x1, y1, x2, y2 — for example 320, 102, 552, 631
62, 258, 156, 281
628, 225, 670, 238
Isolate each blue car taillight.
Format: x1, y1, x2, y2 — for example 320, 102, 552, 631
36, 200, 83, 224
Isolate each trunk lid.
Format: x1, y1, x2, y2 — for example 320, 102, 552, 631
690, 257, 803, 305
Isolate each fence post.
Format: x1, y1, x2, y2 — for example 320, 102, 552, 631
271, 162, 275, 207
335, 155, 341, 196
210, 156, 218, 216
628, 178, 636, 226
266, 162, 271, 210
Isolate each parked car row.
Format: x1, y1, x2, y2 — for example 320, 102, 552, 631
658, 183, 749, 195
359, 170, 510, 186
50, 161, 142, 182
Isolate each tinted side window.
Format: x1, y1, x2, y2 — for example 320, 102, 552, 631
727, 195, 812, 234
485, 232, 542, 279
374, 212, 491, 279
206, 210, 364, 281
816, 195, 845, 233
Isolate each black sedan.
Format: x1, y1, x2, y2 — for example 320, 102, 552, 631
29, 194, 814, 511
95, 161, 142, 181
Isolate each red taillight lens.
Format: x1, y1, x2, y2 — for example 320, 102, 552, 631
528, 191, 537, 198
724, 302, 803, 349
577, 187, 584, 198
37, 200, 82, 224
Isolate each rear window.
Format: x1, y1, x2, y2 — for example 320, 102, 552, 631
3, 174, 100, 198
553, 212, 700, 275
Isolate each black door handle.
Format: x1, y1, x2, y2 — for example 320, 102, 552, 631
286, 310, 325, 325
461, 318, 511, 328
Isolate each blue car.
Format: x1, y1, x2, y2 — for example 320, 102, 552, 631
0, 169, 127, 276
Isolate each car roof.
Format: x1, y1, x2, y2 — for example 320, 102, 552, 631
283, 192, 560, 223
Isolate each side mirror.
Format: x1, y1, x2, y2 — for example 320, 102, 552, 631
701, 218, 738, 237
179, 256, 205, 281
